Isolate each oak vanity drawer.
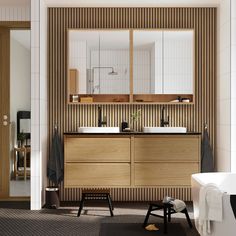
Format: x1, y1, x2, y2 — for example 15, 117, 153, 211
134, 136, 200, 162
65, 137, 130, 162
64, 163, 131, 187
134, 162, 199, 186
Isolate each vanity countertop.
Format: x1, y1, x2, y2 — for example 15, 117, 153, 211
64, 131, 201, 135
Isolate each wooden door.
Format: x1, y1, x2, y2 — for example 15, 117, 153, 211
0, 27, 10, 198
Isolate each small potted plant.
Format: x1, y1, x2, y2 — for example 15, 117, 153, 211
17, 131, 26, 148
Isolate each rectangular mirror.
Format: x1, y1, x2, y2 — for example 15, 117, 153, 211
68, 30, 130, 98
133, 30, 194, 95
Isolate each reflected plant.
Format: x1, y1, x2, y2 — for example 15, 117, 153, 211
130, 109, 141, 131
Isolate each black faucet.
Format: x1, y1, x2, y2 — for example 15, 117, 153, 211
98, 106, 107, 127
160, 106, 169, 127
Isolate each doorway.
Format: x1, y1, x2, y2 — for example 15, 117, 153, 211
0, 23, 30, 199
9, 30, 31, 197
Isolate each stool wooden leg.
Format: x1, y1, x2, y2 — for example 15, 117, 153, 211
77, 194, 85, 217
143, 204, 152, 227
107, 194, 114, 217
183, 208, 193, 228
108, 194, 114, 210
164, 206, 168, 234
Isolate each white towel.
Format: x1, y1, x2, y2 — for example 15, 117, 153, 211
170, 199, 186, 212
206, 189, 223, 222
197, 183, 223, 236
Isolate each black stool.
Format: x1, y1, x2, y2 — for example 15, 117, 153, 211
143, 201, 193, 234
77, 189, 114, 217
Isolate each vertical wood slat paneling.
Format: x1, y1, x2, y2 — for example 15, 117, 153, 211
57, 187, 192, 202
48, 7, 216, 201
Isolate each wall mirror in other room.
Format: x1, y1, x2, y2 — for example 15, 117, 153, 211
68, 29, 130, 103
133, 30, 194, 103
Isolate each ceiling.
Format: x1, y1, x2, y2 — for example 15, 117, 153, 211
45, 0, 220, 7
0, 0, 30, 6
0, 0, 219, 7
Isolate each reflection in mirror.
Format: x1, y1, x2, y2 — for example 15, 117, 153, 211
163, 31, 193, 94
133, 31, 163, 94
133, 30, 194, 95
68, 30, 130, 95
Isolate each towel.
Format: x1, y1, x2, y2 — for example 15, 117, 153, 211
206, 189, 223, 221
197, 183, 223, 236
145, 224, 159, 231
170, 199, 186, 212
201, 129, 214, 172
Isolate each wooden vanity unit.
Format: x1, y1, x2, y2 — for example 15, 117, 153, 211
64, 133, 201, 190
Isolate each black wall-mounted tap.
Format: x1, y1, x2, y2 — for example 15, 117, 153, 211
160, 106, 169, 127
98, 106, 107, 127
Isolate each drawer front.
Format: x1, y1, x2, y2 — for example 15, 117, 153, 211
65, 137, 130, 162
134, 163, 199, 186
134, 137, 200, 162
65, 163, 130, 187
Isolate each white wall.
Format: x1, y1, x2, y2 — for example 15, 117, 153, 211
31, 0, 41, 210
231, 0, 236, 172
216, 0, 231, 171
40, 0, 48, 208
30, 0, 48, 210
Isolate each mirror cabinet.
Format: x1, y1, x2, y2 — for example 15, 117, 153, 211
67, 29, 194, 104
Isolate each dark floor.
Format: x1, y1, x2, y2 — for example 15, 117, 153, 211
0, 201, 200, 236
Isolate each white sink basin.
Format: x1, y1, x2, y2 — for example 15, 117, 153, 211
143, 127, 187, 133
78, 127, 120, 133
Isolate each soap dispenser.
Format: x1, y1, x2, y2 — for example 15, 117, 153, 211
121, 121, 128, 132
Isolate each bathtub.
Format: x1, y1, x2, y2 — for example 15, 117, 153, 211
191, 172, 236, 236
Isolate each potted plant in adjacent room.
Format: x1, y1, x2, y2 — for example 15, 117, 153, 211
17, 131, 26, 148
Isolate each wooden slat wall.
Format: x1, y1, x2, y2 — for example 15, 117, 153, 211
48, 8, 216, 201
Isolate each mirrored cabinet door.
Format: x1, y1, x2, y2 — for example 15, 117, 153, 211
94, 31, 130, 94
68, 30, 130, 98
133, 29, 194, 98
163, 31, 194, 94
133, 30, 163, 94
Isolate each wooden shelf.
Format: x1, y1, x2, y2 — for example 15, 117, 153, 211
68, 102, 194, 105
68, 94, 194, 105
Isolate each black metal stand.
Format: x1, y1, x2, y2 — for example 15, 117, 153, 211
77, 189, 114, 217
143, 201, 192, 234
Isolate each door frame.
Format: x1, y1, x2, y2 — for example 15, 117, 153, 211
0, 21, 30, 200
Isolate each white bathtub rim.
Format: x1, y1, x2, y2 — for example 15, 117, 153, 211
192, 172, 236, 195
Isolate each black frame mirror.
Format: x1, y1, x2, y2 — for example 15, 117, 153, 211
17, 111, 31, 140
